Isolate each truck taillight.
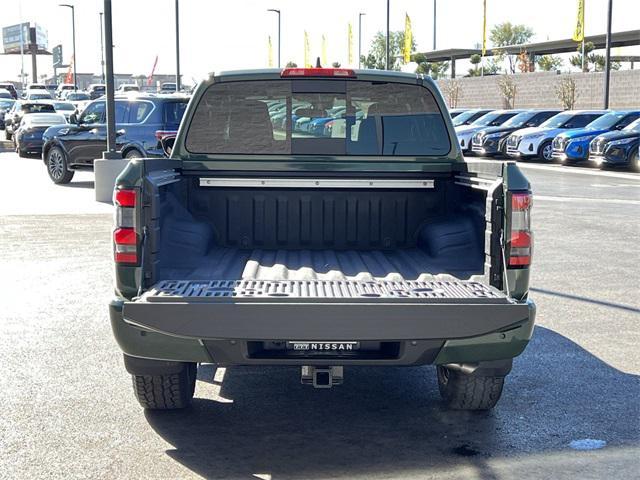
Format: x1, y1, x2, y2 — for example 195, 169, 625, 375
508, 192, 532, 268
113, 188, 138, 264
155, 130, 177, 141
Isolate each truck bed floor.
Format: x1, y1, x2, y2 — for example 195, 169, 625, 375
160, 246, 481, 282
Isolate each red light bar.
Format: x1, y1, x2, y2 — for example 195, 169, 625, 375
508, 256, 531, 266
512, 193, 531, 211
510, 231, 531, 248
114, 227, 137, 245
114, 188, 136, 208
281, 68, 356, 78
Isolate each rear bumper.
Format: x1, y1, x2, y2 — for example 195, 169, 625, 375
110, 292, 536, 367
122, 300, 531, 341
17, 139, 44, 153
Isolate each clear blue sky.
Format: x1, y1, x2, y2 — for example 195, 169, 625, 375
1, 0, 638, 85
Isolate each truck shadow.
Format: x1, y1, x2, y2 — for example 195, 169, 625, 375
144, 326, 639, 479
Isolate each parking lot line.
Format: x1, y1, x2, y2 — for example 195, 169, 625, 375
517, 162, 640, 180
535, 195, 640, 205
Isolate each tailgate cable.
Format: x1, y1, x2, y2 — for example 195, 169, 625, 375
499, 230, 511, 298
136, 226, 149, 298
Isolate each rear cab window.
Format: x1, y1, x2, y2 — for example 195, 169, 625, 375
185, 79, 450, 157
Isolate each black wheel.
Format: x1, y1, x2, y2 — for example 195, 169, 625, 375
537, 140, 553, 162
132, 362, 197, 410
18, 148, 27, 158
46, 146, 75, 184
125, 149, 143, 159
5, 129, 12, 141
437, 366, 505, 410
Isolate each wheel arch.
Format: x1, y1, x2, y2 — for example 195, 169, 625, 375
121, 142, 146, 158
42, 139, 68, 163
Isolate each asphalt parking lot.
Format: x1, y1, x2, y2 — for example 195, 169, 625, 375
1, 146, 638, 479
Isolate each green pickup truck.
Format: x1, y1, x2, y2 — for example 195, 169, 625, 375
109, 68, 535, 411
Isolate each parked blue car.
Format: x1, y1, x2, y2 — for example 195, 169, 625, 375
551, 110, 640, 163
588, 118, 640, 171
42, 94, 189, 184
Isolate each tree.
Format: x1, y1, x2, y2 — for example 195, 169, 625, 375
442, 79, 462, 108
413, 53, 449, 79
537, 55, 563, 71
570, 42, 595, 72
467, 54, 482, 77
556, 76, 577, 110
484, 58, 502, 75
591, 54, 621, 72
285, 61, 298, 68
362, 31, 416, 71
517, 50, 534, 73
498, 75, 517, 108
489, 22, 534, 73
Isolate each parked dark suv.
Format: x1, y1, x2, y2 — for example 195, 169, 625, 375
42, 94, 189, 184
87, 84, 106, 100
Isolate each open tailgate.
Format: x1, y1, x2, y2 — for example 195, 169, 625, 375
122, 279, 530, 341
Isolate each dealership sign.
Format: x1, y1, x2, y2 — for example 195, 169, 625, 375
2, 23, 48, 53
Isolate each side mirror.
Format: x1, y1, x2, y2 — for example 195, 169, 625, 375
69, 112, 78, 124
614, 124, 625, 130
525, 122, 536, 127
160, 136, 176, 157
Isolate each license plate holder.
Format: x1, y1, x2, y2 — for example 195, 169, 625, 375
286, 341, 361, 352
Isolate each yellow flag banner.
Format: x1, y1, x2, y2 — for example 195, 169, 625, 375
572, 0, 585, 42
403, 13, 412, 63
348, 23, 354, 66
322, 35, 327, 66
304, 31, 311, 67
482, 0, 487, 56
268, 36, 273, 67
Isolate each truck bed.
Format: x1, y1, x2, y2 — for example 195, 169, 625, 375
159, 244, 482, 282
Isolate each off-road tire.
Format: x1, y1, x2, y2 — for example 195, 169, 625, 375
46, 146, 75, 184
437, 366, 505, 410
537, 140, 553, 162
132, 362, 197, 410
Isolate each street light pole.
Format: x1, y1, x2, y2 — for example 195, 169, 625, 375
175, 0, 181, 91
603, 0, 613, 108
60, 4, 77, 90
102, 0, 117, 159
267, 9, 281, 68
358, 12, 365, 69
433, 0, 437, 50
386, 0, 390, 70
99, 12, 105, 84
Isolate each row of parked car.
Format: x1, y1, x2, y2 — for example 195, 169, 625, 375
451, 107, 640, 171
0, 91, 189, 184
